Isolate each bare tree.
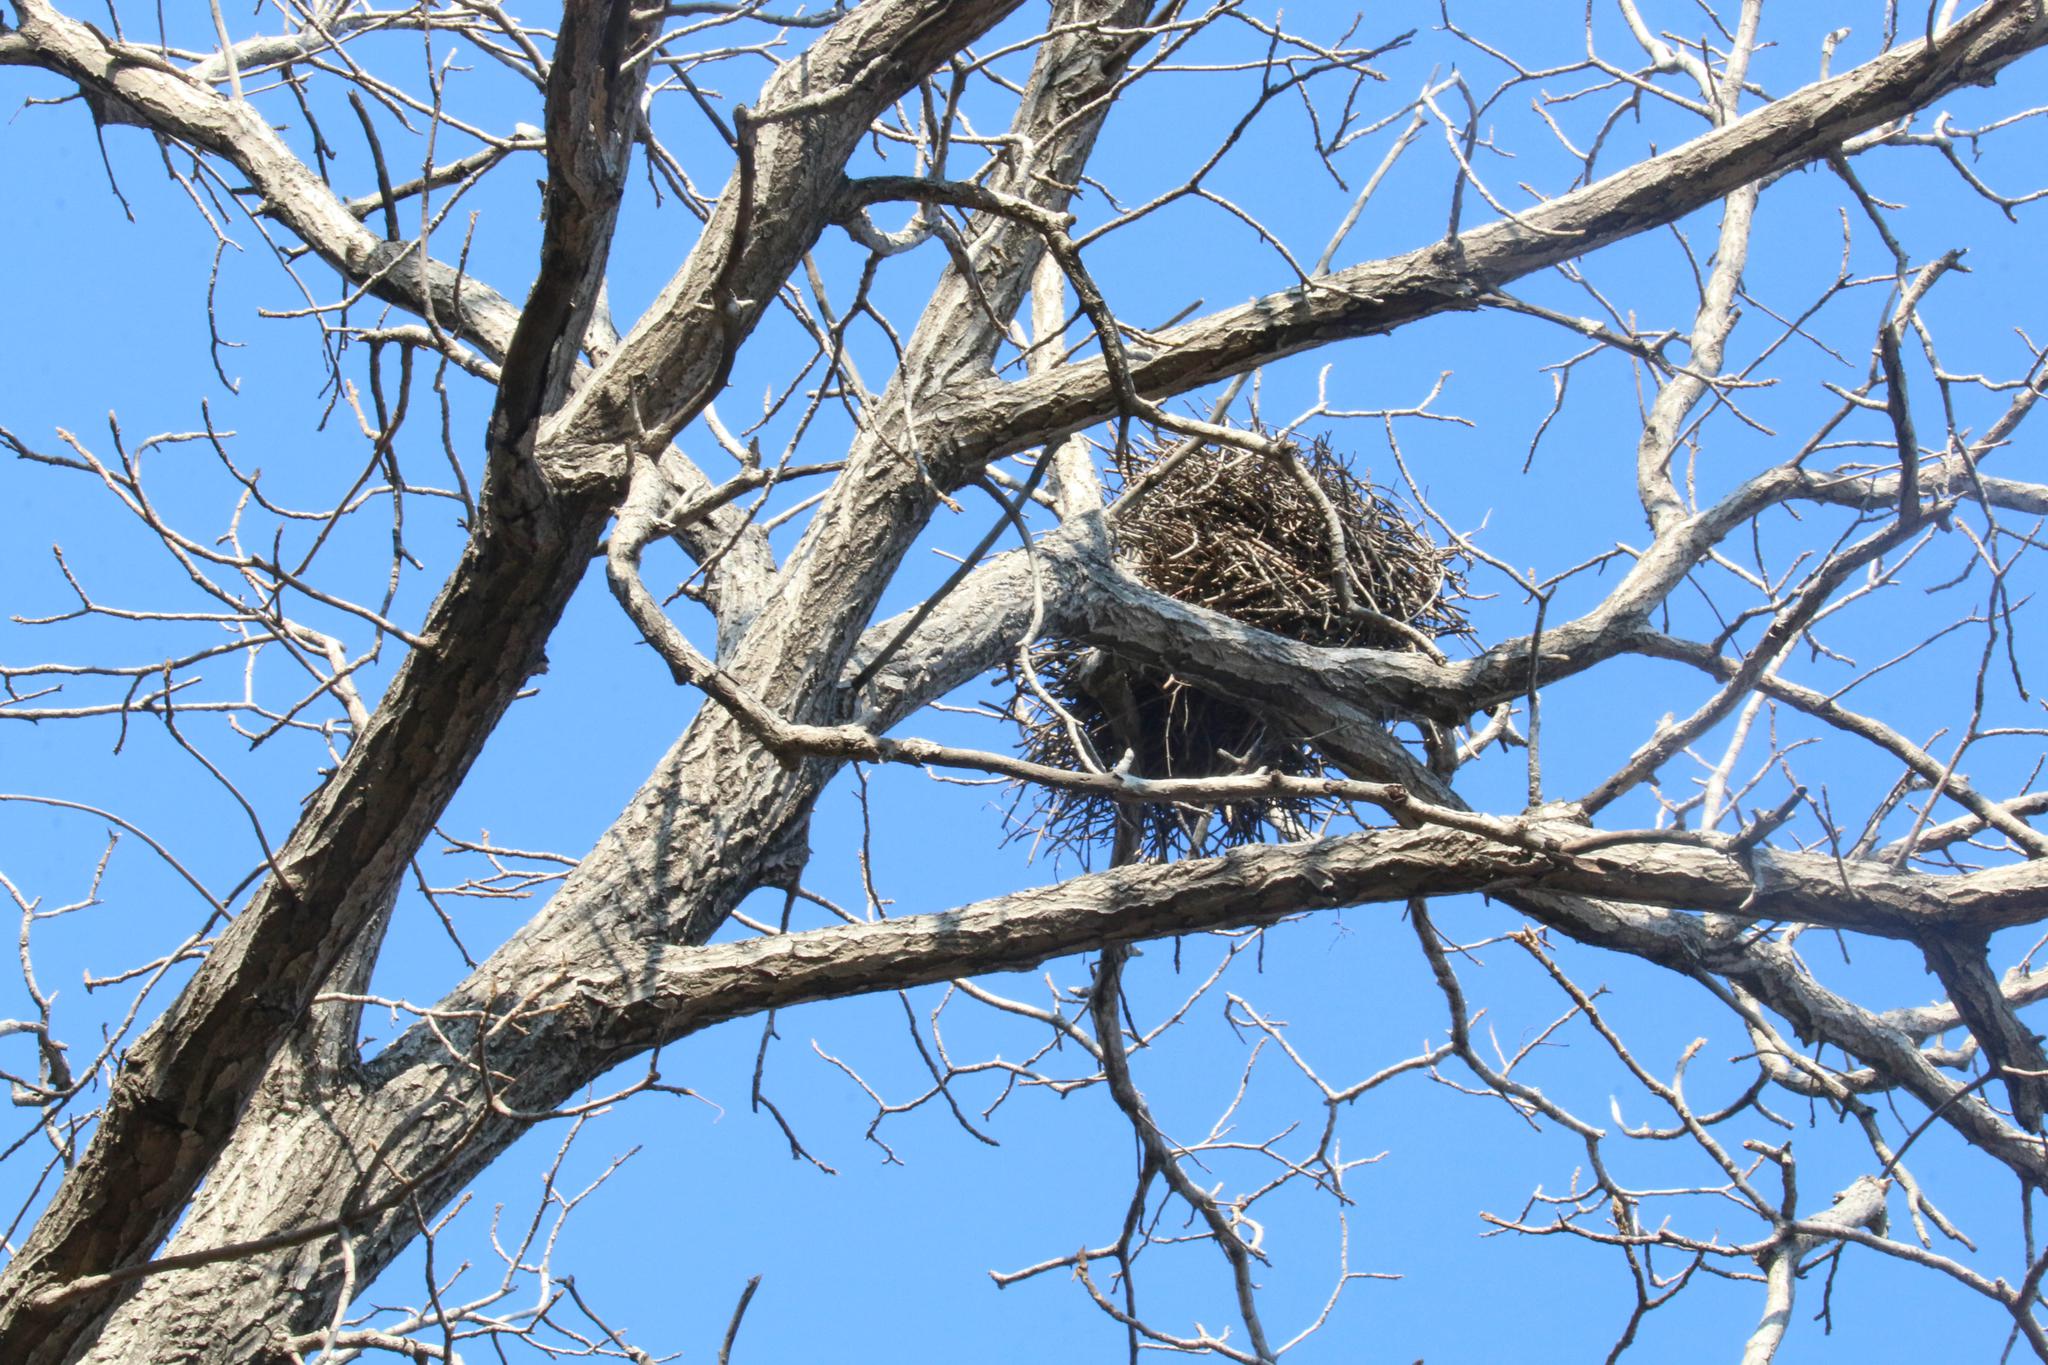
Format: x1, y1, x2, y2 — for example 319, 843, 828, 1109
4, 0, 2048, 1359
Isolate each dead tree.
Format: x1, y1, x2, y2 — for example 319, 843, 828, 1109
4, 1, 2048, 1360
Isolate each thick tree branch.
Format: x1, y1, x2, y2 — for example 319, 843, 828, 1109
490, 1, 650, 456
80, 817, 2048, 1326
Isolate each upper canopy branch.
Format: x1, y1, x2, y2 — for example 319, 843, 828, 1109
2, 1, 528, 361
542, 0, 1031, 473
935, 1, 2048, 475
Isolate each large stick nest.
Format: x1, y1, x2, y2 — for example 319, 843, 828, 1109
1007, 430, 1468, 863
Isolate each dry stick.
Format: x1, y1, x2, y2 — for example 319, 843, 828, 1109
345, 90, 403, 241
1878, 317, 1924, 531
1581, 508, 1924, 816
1088, 679, 1274, 1358
1091, 943, 1277, 1363
1729, 988, 1967, 1248
1100, 97, 1428, 520
847, 448, 1053, 694
1637, 633, 2048, 859
1741, 1173, 1891, 1365
718, 1275, 762, 1365
1273, 440, 1446, 659
1525, 593, 1548, 808
843, 174, 1268, 483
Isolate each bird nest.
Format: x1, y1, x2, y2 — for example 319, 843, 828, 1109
1007, 430, 1468, 863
